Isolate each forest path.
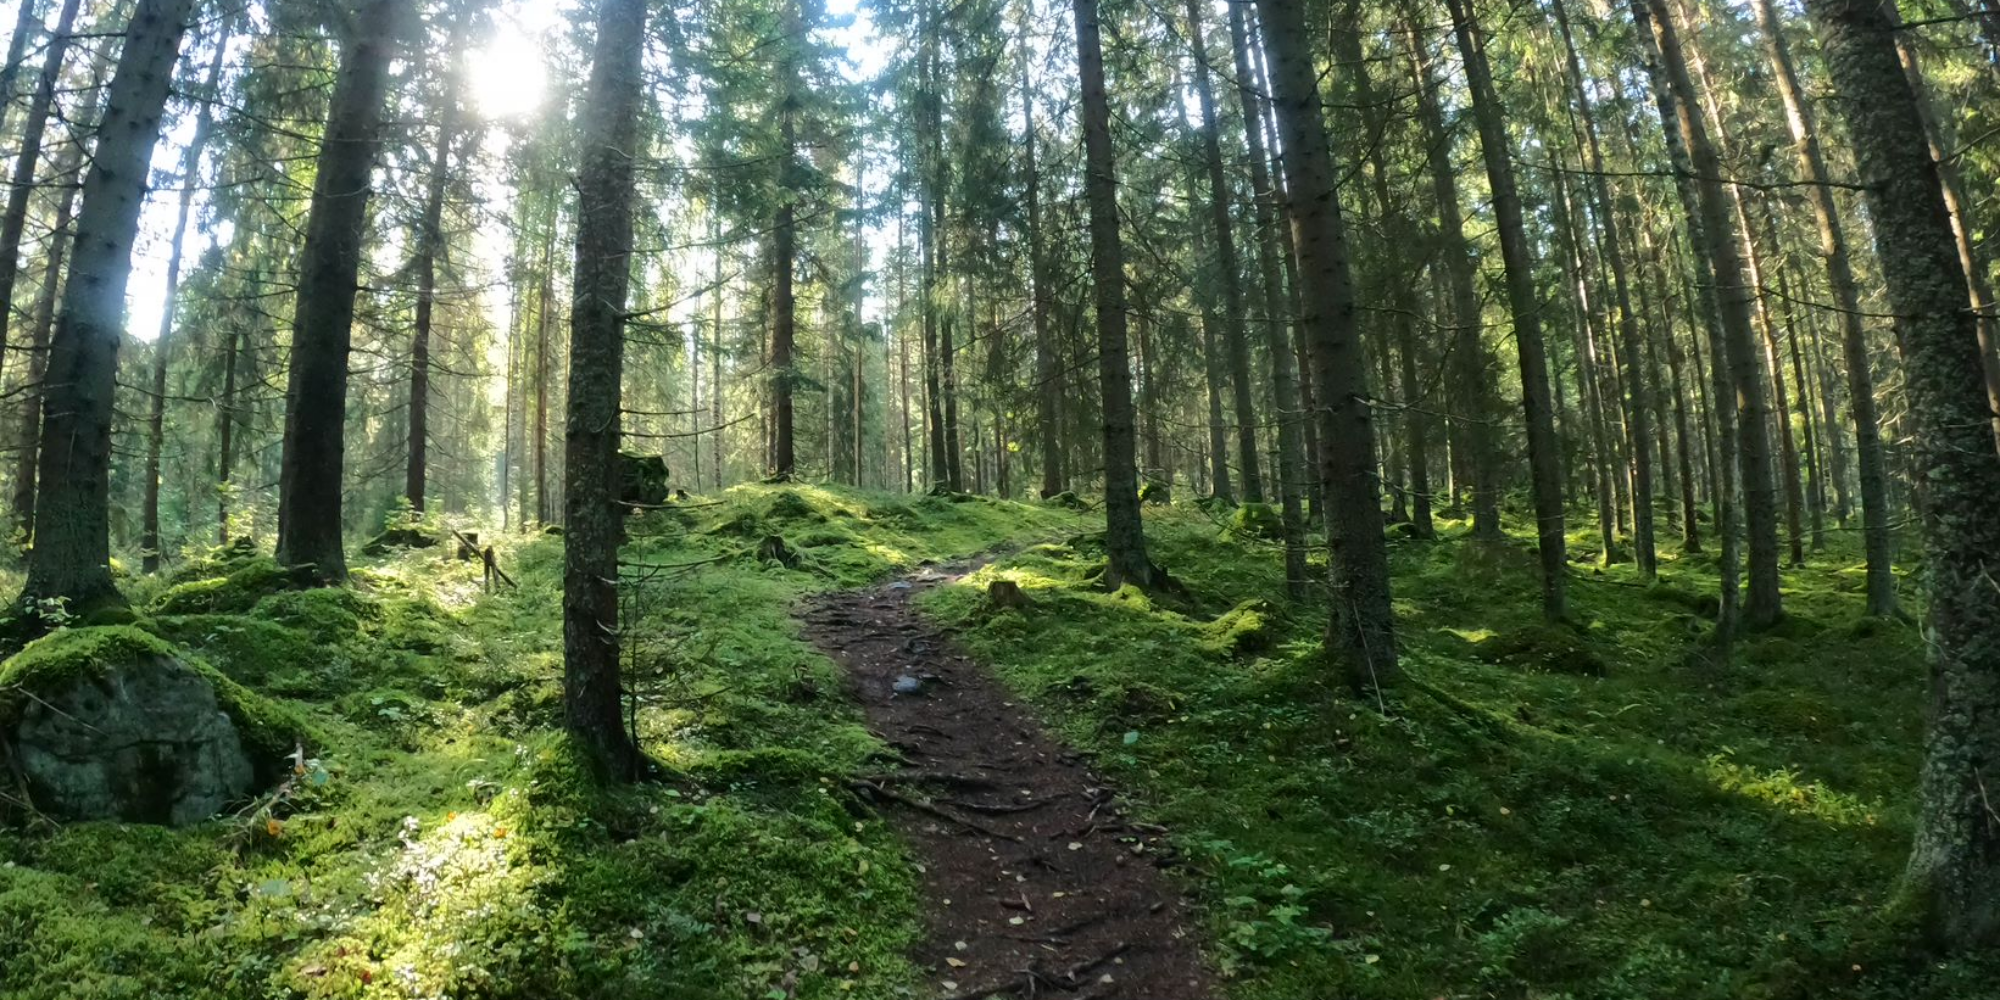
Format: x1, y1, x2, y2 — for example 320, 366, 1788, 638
799, 565, 1218, 1000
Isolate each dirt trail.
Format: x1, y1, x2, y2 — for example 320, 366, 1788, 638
800, 565, 1216, 1000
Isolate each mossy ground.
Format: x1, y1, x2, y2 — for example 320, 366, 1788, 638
0, 485, 1084, 1000
921, 504, 1996, 999
0, 486, 1983, 999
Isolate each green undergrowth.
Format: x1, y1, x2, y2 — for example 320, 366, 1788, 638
922, 504, 1993, 999
0, 484, 1083, 1000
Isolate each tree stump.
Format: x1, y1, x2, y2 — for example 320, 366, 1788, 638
757, 535, 799, 568
455, 531, 480, 561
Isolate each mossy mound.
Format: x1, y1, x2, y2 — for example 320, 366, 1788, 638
250, 587, 374, 644
1200, 599, 1275, 657
1228, 502, 1285, 542
147, 557, 310, 616
163, 536, 263, 586
1464, 623, 1607, 677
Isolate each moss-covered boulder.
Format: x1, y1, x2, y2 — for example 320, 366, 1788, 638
0, 628, 306, 826
360, 522, 441, 556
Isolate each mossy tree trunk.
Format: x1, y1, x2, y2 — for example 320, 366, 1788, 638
275, 0, 404, 584
563, 0, 649, 781
1805, 0, 2000, 949
23, 0, 197, 609
1255, 0, 1396, 688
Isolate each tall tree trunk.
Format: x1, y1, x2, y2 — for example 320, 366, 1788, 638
1751, 0, 1893, 611
1256, 0, 1397, 687
1442, 0, 1569, 620
1072, 0, 1153, 590
1018, 27, 1062, 498
215, 307, 243, 544
1332, 14, 1431, 538
1405, 10, 1502, 539
406, 30, 463, 512
1185, 0, 1261, 502
534, 213, 554, 524
563, 0, 649, 781
142, 16, 233, 573
771, 0, 800, 479
1551, 162, 1621, 565
275, 0, 402, 582
9, 23, 111, 542
1635, 0, 1774, 638
0, 0, 82, 378
1804, 0, 2000, 949
21, 0, 196, 608
0, 0, 43, 139
1553, 0, 1656, 576
1226, 0, 1307, 596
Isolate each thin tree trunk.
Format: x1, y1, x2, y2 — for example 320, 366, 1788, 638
21, 0, 197, 608
0, 0, 82, 378
406, 30, 463, 512
1751, 0, 1892, 610
1405, 11, 1502, 539
1185, 0, 1260, 502
1443, 0, 1569, 620
1073, 0, 1153, 590
1885, 3, 2000, 450
1553, 0, 1655, 576
1635, 0, 1772, 640
9, 26, 109, 542
0, 0, 43, 139
771, 0, 800, 479
141, 17, 234, 573
1805, 0, 2000, 949
1226, 0, 1307, 596
1256, 0, 1397, 687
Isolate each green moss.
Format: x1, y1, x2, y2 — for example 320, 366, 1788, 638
148, 557, 300, 616
1200, 599, 1275, 657
250, 586, 373, 644
0, 624, 315, 776
1229, 502, 1285, 542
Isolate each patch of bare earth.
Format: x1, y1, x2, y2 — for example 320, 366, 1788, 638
800, 567, 1218, 1000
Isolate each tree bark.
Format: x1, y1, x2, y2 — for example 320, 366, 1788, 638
1256, 0, 1397, 687
1804, 0, 2000, 949
563, 0, 649, 781
771, 0, 800, 479
1751, 0, 1893, 612
1443, 0, 1569, 620
22, 0, 197, 608
274, 0, 403, 583
1072, 0, 1153, 590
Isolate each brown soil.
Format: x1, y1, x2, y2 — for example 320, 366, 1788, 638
800, 565, 1218, 1000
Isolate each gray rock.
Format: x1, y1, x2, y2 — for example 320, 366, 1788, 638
12, 654, 255, 825
891, 675, 925, 696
